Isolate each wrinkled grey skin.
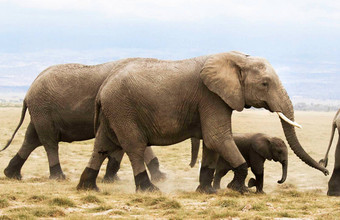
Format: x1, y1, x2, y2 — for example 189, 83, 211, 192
319, 109, 340, 196
2, 58, 165, 181
190, 134, 288, 193
77, 51, 328, 193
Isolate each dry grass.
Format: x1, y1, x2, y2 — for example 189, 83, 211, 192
0, 107, 339, 219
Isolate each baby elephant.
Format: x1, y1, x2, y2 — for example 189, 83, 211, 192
190, 133, 288, 193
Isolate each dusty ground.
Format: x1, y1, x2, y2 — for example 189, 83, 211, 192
0, 107, 339, 219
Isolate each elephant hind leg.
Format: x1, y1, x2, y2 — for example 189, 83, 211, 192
103, 149, 124, 183
213, 157, 232, 190
78, 125, 121, 191
32, 117, 65, 180
4, 122, 41, 180
145, 147, 167, 182
197, 143, 219, 194
125, 148, 159, 192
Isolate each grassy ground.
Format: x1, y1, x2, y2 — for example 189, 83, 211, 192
0, 107, 339, 219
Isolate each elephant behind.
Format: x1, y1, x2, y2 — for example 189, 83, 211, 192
2, 58, 166, 182
190, 134, 288, 193
77, 51, 327, 194
320, 109, 340, 196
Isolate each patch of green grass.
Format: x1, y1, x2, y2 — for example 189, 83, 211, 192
214, 199, 239, 208
28, 195, 48, 203
160, 199, 181, 209
280, 189, 303, 197
0, 198, 9, 208
210, 210, 239, 219
8, 206, 65, 218
32, 207, 65, 217
49, 197, 75, 207
130, 196, 181, 209
252, 202, 268, 211
0, 215, 11, 220
88, 205, 113, 212
81, 195, 102, 203
218, 189, 243, 197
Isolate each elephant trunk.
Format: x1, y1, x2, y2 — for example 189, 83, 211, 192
279, 89, 328, 175
278, 160, 287, 184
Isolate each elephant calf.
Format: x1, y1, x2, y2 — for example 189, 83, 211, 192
190, 133, 288, 193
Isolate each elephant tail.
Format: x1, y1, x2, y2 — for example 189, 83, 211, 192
94, 98, 101, 135
1, 100, 28, 152
189, 138, 201, 167
319, 120, 337, 168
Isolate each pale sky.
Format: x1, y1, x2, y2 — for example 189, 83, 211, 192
0, 0, 339, 100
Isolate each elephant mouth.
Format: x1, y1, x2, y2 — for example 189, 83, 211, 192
263, 101, 273, 112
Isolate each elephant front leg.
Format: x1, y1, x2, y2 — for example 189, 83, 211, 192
196, 143, 218, 194
126, 149, 159, 192
328, 138, 340, 196
216, 138, 248, 194
199, 98, 248, 194
254, 173, 265, 194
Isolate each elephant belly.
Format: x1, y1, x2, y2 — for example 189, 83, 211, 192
144, 117, 202, 146
58, 122, 95, 142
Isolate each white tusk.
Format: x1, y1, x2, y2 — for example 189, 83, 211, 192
276, 112, 302, 129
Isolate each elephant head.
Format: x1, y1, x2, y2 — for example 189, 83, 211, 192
200, 51, 328, 175
252, 135, 288, 183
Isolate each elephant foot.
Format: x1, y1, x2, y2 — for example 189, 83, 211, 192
327, 167, 340, 196
4, 154, 26, 180
102, 174, 120, 183
77, 167, 100, 191
227, 181, 249, 194
135, 171, 160, 192
228, 163, 248, 194
196, 184, 217, 194
104, 156, 121, 183
256, 190, 265, 194
147, 157, 167, 183
327, 190, 340, 196
49, 163, 66, 180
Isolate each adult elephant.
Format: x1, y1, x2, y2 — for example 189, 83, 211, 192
77, 51, 328, 193
2, 58, 166, 181
319, 109, 340, 196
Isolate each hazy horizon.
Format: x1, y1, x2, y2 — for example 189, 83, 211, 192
0, 1, 339, 102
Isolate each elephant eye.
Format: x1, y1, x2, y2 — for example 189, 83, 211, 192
261, 82, 268, 87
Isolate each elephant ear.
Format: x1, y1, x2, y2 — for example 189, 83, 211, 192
200, 52, 248, 111
252, 135, 273, 160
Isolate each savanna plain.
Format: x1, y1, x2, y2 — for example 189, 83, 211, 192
0, 107, 339, 219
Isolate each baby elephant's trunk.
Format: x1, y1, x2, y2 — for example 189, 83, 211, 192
278, 160, 288, 184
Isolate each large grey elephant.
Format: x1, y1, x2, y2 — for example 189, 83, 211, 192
2, 58, 166, 181
319, 109, 340, 196
189, 134, 288, 193
77, 51, 328, 193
